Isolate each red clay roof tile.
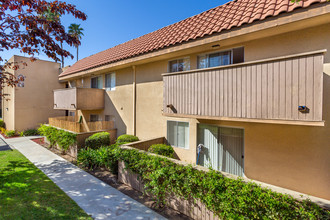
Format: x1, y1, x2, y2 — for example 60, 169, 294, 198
60, 0, 327, 77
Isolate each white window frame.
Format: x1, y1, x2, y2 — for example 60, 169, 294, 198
105, 72, 116, 91
167, 120, 190, 149
168, 57, 190, 73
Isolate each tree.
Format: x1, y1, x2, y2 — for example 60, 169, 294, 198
68, 23, 84, 62
39, 6, 65, 67
0, 0, 87, 93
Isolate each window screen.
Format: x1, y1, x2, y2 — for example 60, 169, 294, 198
167, 121, 189, 149
90, 114, 99, 122
105, 73, 116, 91
169, 58, 190, 73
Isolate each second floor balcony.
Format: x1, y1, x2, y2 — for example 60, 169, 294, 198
162, 50, 326, 126
54, 88, 105, 110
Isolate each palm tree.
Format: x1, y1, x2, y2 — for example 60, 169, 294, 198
40, 7, 65, 67
68, 24, 84, 62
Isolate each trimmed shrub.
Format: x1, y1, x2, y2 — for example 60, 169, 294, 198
20, 129, 39, 137
5, 130, 16, 137
38, 124, 77, 153
116, 134, 139, 144
38, 125, 58, 146
0, 119, 5, 128
85, 132, 110, 149
148, 144, 174, 158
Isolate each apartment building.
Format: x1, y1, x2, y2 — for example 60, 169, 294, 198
52, 0, 330, 200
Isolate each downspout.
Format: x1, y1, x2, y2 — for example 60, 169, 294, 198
132, 65, 136, 136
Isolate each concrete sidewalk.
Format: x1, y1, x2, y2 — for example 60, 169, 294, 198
5, 137, 166, 220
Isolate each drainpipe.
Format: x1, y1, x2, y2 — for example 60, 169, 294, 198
132, 65, 136, 136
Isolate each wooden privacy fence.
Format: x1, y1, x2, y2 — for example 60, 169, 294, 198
163, 50, 325, 122
49, 116, 81, 133
48, 116, 115, 133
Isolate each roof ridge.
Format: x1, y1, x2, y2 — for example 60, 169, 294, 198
76, 1, 235, 63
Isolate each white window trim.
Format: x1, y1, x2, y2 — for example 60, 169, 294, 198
167, 120, 190, 149
105, 72, 116, 91
167, 56, 190, 73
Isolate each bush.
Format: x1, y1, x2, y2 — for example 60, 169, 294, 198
116, 134, 139, 144
0, 119, 5, 128
38, 124, 77, 153
77, 146, 330, 219
20, 129, 39, 137
38, 125, 58, 146
5, 130, 16, 137
148, 144, 174, 158
85, 132, 110, 149
0, 127, 6, 134
78, 145, 121, 173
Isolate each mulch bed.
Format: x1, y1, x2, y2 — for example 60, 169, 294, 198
35, 137, 191, 220
31, 137, 45, 145
0, 132, 20, 139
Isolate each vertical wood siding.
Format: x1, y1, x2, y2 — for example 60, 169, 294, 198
163, 52, 324, 122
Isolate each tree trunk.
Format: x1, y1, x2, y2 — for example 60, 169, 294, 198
61, 42, 64, 67
76, 46, 79, 62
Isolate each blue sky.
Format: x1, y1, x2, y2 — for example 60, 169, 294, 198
2, 0, 228, 66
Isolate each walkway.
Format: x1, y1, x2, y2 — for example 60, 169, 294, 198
5, 137, 166, 220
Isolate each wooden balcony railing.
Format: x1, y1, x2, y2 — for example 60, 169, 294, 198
48, 116, 115, 133
163, 50, 326, 125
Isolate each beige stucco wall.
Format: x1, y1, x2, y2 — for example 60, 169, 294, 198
3, 56, 65, 131
63, 23, 330, 199
2, 56, 16, 130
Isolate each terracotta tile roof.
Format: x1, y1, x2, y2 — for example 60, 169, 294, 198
60, 0, 327, 77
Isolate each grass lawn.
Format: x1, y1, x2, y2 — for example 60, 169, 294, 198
0, 150, 92, 220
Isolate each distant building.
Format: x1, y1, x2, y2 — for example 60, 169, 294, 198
2, 55, 65, 131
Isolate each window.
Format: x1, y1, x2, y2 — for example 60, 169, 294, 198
91, 76, 103, 89
105, 73, 116, 91
167, 121, 189, 149
198, 47, 244, 69
68, 111, 75, 117
69, 80, 76, 88
169, 58, 190, 73
105, 115, 115, 121
90, 114, 99, 122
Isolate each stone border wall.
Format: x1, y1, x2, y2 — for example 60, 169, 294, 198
118, 144, 330, 213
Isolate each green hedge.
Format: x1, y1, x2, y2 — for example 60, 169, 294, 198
85, 132, 111, 149
116, 134, 139, 144
38, 125, 77, 153
20, 129, 39, 137
0, 119, 5, 128
77, 146, 329, 219
148, 144, 174, 158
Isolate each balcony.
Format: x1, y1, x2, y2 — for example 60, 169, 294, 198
48, 116, 114, 133
163, 50, 326, 126
53, 88, 104, 110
